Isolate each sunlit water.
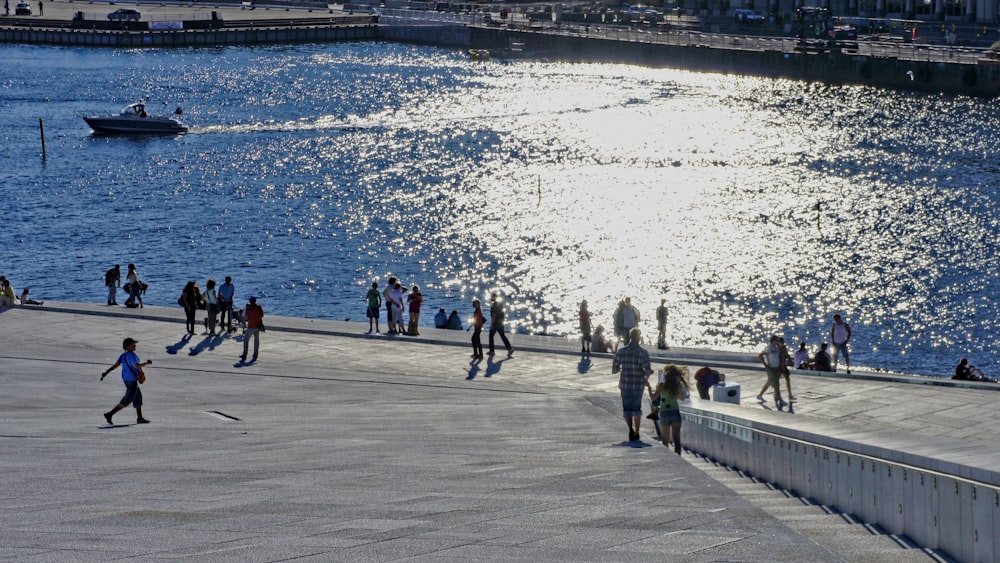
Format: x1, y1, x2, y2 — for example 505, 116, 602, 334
3, 42, 1000, 377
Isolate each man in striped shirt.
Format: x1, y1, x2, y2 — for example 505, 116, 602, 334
612, 327, 653, 442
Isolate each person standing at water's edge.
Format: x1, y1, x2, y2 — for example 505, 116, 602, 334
218, 276, 235, 334
124, 263, 143, 308
831, 314, 852, 373
104, 264, 121, 306
383, 277, 397, 334
241, 296, 264, 362
365, 281, 381, 334
656, 298, 668, 349
407, 285, 422, 336
613, 327, 653, 442
101, 337, 152, 425
488, 292, 513, 357
180, 281, 200, 335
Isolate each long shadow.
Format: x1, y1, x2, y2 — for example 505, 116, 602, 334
466, 358, 481, 380
165, 333, 192, 355
484, 357, 505, 378
188, 334, 218, 356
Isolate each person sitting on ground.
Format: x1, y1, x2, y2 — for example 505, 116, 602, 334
954, 357, 973, 381
592, 325, 618, 354
813, 343, 833, 372
793, 341, 811, 369
19, 288, 43, 306
693, 366, 724, 400
0, 276, 16, 308
446, 310, 463, 330
434, 308, 448, 329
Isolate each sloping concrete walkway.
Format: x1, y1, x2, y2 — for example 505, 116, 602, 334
0, 302, 974, 561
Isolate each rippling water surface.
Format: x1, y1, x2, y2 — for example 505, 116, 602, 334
3, 42, 1000, 376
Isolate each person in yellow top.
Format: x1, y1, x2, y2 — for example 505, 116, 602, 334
0, 276, 17, 308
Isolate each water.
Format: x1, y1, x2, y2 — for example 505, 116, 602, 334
3, 42, 1000, 377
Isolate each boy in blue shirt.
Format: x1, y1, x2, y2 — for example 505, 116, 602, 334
101, 337, 153, 425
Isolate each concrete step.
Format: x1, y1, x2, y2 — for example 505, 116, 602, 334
688, 453, 951, 563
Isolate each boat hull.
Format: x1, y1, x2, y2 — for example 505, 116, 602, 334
83, 115, 187, 134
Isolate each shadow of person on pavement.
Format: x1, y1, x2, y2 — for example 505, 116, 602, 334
165, 333, 192, 355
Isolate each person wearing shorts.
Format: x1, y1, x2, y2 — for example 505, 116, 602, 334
831, 314, 852, 373
757, 334, 787, 411
612, 328, 653, 442
101, 337, 152, 425
365, 281, 381, 333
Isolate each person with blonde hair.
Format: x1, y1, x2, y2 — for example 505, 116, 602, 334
657, 364, 691, 455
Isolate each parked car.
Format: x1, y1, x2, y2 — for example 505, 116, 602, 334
732, 8, 765, 23
14, 1, 31, 15
107, 8, 141, 21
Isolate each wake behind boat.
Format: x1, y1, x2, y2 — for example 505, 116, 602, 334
83, 102, 187, 135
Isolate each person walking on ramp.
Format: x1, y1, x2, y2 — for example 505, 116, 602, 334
101, 337, 152, 425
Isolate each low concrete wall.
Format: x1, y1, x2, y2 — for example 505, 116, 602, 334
683, 404, 1000, 562
469, 26, 1000, 97
0, 23, 376, 46
376, 23, 470, 46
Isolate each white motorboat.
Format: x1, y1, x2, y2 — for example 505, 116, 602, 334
83, 102, 187, 134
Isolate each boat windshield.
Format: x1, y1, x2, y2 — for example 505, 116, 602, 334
121, 103, 148, 117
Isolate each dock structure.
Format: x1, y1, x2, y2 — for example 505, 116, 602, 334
3, 301, 998, 561
2, 2, 1000, 94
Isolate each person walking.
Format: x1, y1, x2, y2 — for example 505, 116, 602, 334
488, 291, 513, 357
365, 281, 381, 333
655, 298, 668, 349
104, 264, 121, 305
778, 336, 794, 402
179, 281, 200, 335
407, 284, 422, 335
831, 313, 852, 373
217, 276, 235, 333
579, 300, 592, 355
612, 327, 653, 442
757, 334, 788, 411
204, 279, 219, 335
657, 364, 691, 455
124, 263, 143, 308
470, 298, 486, 360
101, 337, 152, 425
240, 296, 264, 362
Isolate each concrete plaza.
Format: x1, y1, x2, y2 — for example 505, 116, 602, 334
1, 302, 977, 561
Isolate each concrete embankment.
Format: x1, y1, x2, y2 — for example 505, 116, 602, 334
4, 301, 999, 561
467, 24, 1000, 96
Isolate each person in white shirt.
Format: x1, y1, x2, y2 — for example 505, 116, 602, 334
793, 341, 810, 369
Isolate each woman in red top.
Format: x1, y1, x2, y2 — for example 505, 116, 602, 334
407, 285, 423, 336
470, 299, 486, 360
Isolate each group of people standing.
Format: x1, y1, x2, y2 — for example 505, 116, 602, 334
364, 280, 513, 360
364, 278, 424, 336
579, 296, 671, 356
176, 276, 264, 363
